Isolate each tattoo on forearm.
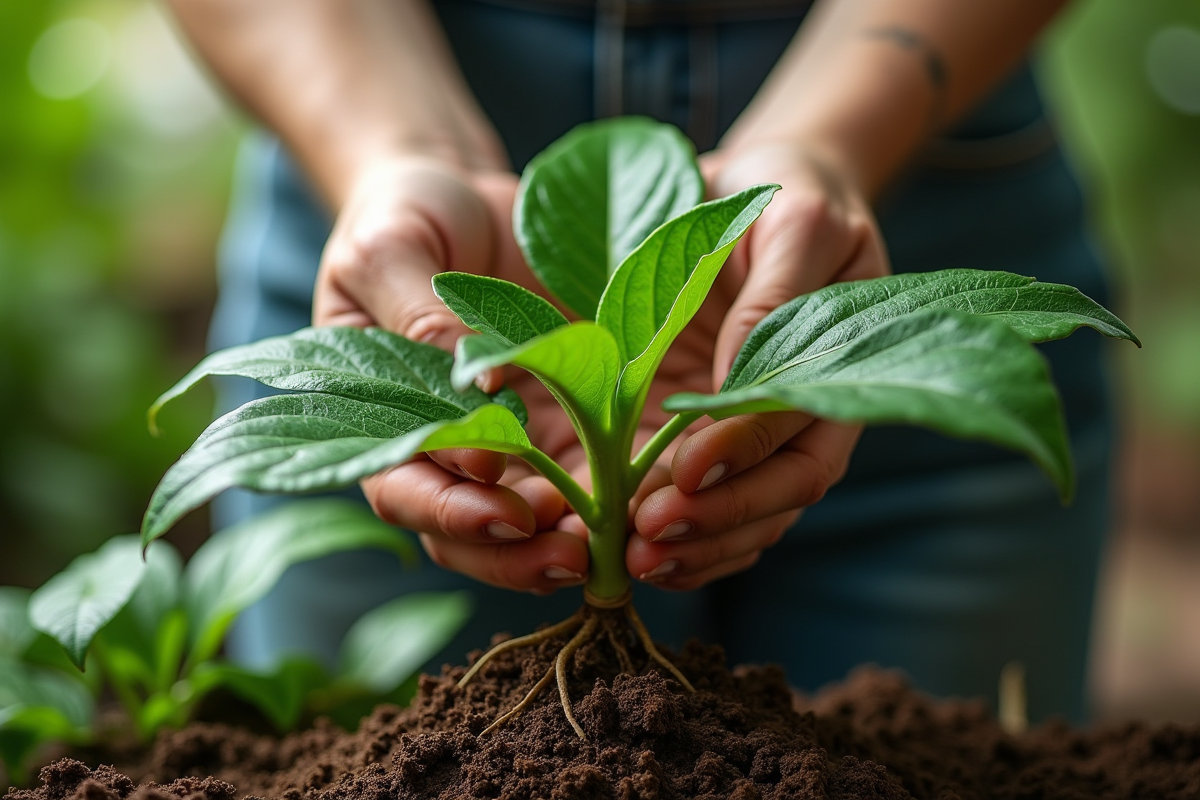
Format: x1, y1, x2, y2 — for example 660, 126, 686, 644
862, 26, 948, 127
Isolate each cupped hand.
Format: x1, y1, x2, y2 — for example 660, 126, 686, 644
626, 142, 890, 590
313, 156, 592, 594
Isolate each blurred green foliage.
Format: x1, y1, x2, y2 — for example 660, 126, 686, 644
0, 0, 241, 585
1042, 0, 1200, 427
0, 0, 1197, 588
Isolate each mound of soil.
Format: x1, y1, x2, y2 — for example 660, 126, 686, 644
7, 621, 1200, 800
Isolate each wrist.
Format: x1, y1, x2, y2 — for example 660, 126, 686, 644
719, 26, 944, 200
321, 116, 508, 211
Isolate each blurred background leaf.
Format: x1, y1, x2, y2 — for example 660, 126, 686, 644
0, 0, 241, 582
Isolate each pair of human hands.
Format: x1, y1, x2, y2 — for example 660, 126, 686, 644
313, 143, 888, 594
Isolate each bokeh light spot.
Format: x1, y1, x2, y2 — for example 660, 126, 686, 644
27, 18, 112, 100
1145, 25, 1200, 116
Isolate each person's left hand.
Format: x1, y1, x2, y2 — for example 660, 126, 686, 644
624, 142, 890, 590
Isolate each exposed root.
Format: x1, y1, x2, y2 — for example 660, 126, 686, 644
461, 599, 694, 740
626, 602, 695, 692
604, 620, 635, 675
457, 609, 583, 688
556, 614, 599, 739
480, 662, 556, 736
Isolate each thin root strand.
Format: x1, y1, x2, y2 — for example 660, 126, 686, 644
458, 610, 583, 688
605, 621, 635, 675
557, 614, 599, 739
469, 602, 694, 740
480, 663, 556, 735
626, 603, 695, 693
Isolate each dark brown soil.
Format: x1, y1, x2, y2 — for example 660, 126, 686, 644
7, 615, 1200, 800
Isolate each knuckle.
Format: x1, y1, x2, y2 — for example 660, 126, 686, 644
717, 480, 750, 528
431, 483, 461, 537
740, 417, 777, 464
396, 303, 459, 345
795, 451, 835, 507
787, 194, 833, 232
488, 543, 523, 589
346, 213, 444, 270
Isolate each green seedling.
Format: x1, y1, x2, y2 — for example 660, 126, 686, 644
0, 500, 470, 783
142, 117, 1139, 740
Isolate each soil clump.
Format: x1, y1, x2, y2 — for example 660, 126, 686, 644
6, 620, 1200, 800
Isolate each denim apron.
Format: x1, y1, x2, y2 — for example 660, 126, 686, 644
211, 0, 1115, 722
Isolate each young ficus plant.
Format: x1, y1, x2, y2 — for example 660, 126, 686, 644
144, 117, 1138, 739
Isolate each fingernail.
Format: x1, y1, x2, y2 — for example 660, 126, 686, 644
639, 560, 679, 581
457, 464, 483, 482
697, 462, 727, 491
474, 374, 490, 392
485, 521, 530, 540
653, 521, 693, 542
543, 566, 584, 581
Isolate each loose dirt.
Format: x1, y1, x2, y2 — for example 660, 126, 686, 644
7, 617, 1199, 799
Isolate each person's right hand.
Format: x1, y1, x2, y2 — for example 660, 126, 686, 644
312, 157, 593, 594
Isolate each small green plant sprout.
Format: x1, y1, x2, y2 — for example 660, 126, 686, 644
0, 501, 470, 784
142, 117, 1139, 740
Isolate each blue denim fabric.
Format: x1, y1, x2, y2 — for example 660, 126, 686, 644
211, 0, 1114, 722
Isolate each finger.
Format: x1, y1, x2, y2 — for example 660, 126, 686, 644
635, 420, 860, 541
713, 193, 870, 385
628, 462, 673, 526
627, 511, 792, 586
645, 552, 763, 592
363, 459, 536, 543
420, 530, 589, 593
507, 474, 568, 531
670, 412, 813, 493
428, 448, 508, 484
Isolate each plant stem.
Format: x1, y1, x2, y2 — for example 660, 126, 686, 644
627, 412, 701, 493
584, 444, 631, 600
519, 445, 597, 523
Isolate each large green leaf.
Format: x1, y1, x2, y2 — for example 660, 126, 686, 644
515, 117, 703, 319
0, 588, 35, 659
143, 397, 534, 545
665, 310, 1075, 499
598, 185, 777, 363
722, 269, 1139, 393
182, 500, 416, 665
187, 658, 328, 732
432, 273, 568, 346
452, 323, 621, 431
28, 537, 148, 668
149, 326, 526, 434
600, 185, 777, 426
337, 591, 472, 695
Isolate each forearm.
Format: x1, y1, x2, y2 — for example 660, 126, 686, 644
166, 0, 506, 206
722, 0, 1069, 199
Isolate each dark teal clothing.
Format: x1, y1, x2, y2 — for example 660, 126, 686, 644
211, 0, 1115, 722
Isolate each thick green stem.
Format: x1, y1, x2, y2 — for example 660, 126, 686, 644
583, 444, 631, 600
